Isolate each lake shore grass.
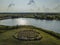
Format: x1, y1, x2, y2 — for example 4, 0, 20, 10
0, 25, 60, 45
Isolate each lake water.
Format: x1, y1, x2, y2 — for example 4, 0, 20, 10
0, 18, 60, 33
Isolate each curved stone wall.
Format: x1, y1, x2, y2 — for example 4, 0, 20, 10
13, 30, 42, 41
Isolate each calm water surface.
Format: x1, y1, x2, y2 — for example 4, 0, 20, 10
0, 18, 60, 33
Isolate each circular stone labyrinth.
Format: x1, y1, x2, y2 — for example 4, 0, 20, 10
14, 29, 42, 41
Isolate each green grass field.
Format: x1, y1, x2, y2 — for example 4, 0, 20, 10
0, 26, 60, 45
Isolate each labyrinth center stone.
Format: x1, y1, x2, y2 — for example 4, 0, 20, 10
14, 30, 42, 40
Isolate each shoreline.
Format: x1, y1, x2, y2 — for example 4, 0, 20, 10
0, 25, 60, 39
0, 13, 60, 20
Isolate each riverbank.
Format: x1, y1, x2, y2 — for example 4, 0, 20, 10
0, 25, 60, 45
0, 25, 60, 39
0, 13, 60, 20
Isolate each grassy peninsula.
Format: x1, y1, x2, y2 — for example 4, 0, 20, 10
0, 25, 60, 45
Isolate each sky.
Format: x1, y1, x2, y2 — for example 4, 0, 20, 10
0, 0, 60, 13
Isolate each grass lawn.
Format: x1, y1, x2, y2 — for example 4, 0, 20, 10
0, 26, 60, 45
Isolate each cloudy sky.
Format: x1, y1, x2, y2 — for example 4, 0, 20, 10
0, 0, 60, 12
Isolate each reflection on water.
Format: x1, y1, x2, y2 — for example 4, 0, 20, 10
0, 18, 60, 33
16, 18, 28, 25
